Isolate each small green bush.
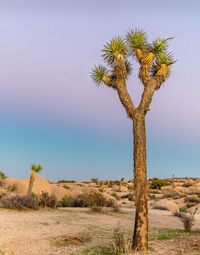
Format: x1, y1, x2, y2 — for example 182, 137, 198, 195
57, 179, 76, 183
91, 178, 99, 184
60, 195, 74, 207
0, 171, 6, 180
111, 192, 118, 198
150, 178, 169, 190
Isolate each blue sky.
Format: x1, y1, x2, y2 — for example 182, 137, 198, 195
0, 0, 199, 181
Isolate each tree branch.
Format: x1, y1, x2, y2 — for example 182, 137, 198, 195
102, 53, 136, 118
138, 82, 156, 114
114, 54, 136, 118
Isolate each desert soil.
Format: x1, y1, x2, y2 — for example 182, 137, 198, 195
0, 207, 200, 255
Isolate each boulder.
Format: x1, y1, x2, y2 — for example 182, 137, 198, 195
2, 176, 51, 196
152, 200, 179, 212
51, 184, 69, 201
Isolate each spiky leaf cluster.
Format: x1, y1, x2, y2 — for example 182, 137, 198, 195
30, 164, 43, 173
151, 52, 175, 77
156, 52, 175, 65
91, 65, 109, 85
102, 37, 128, 64
126, 28, 148, 51
125, 60, 133, 77
148, 38, 168, 55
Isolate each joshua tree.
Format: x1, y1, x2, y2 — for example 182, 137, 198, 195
27, 164, 43, 196
91, 29, 175, 251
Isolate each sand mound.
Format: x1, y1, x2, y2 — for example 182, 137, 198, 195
2, 176, 51, 196
152, 200, 179, 212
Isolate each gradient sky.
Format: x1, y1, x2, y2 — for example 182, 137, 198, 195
0, 0, 199, 181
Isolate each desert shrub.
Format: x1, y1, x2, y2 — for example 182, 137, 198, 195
154, 206, 168, 211
38, 192, 57, 208
63, 186, 70, 190
7, 184, 16, 192
0, 171, 6, 180
180, 206, 187, 213
71, 194, 89, 207
106, 198, 118, 208
60, 195, 74, 207
60, 190, 118, 208
174, 209, 197, 232
57, 179, 76, 183
114, 180, 120, 185
111, 192, 119, 199
128, 193, 134, 201
150, 178, 169, 190
91, 178, 99, 184
150, 190, 160, 194
127, 185, 134, 191
31, 192, 36, 198
182, 182, 192, 188
71, 190, 107, 207
148, 194, 156, 200
184, 197, 200, 203
104, 180, 110, 186
163, 190, 180, 198
1, 195, 39, 210
111, 192, 117, 197
112, 204, 120, 212
186, 203, 195, 209
120, 193, 134, 201
113, 223, 131, 254
91, 206, 103, 213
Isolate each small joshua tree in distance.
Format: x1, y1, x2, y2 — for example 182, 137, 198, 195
27, 164, 43, 196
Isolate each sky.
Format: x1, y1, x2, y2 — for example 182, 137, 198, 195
0, 0, 199, 181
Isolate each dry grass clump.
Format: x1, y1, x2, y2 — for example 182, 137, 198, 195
112, 204, 120, 212
55, 231, 92, 247
163, 190, 181, 198
0, 192, 58, 210
113, 223, 132, 254
1, 195, 39, 210
38, 192, 57, 208
91, 205, 103, 213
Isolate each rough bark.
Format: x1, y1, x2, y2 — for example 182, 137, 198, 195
132, 111, 148, 251
27, 170, 36, 196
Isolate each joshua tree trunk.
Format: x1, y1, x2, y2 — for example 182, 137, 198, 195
27, 170, 36, 196
132, 111, 148, 251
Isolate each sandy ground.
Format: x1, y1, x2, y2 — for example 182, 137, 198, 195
0, 207, 200, 255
